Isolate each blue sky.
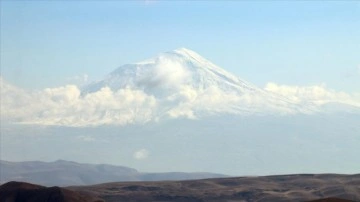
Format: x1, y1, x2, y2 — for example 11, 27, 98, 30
1, 1, 360, 175
1, 1, 359, 92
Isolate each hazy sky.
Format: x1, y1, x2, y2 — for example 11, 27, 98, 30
1, 1, 359, 92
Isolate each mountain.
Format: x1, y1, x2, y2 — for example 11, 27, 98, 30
0, 160, 227, 186
82, 48, 313, 119
83, 48, 260, 94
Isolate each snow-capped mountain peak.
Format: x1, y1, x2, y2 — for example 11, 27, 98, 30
171, 47, 207, 61
81, 48, 310, 119
83, 48, 260, 96
134, 48, 202, 65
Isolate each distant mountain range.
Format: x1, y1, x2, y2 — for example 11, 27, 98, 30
0, 160, 227, 186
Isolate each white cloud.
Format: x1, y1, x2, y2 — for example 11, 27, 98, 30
137, 57, 191, 91
1, 76, 360, 127
265, 82, 360, 107
164, 85, 247, 118
1, 79, 157, 127
133, 149, 149, 160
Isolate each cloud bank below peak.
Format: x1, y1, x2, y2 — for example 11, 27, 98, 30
1, 79, 157, 127
265, 82, 360, 108
1, 78, 359, 127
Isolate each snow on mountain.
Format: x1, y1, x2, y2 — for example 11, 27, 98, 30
82, 48, 311, 119
84, 48, 259, 95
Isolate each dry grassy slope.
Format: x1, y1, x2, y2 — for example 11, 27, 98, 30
69, 174, 360, 202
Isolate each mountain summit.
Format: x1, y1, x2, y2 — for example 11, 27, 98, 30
83, 48, 260, 95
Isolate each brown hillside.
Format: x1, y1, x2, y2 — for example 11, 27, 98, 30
307, 197, 356, 202
70, 174, 360, 202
